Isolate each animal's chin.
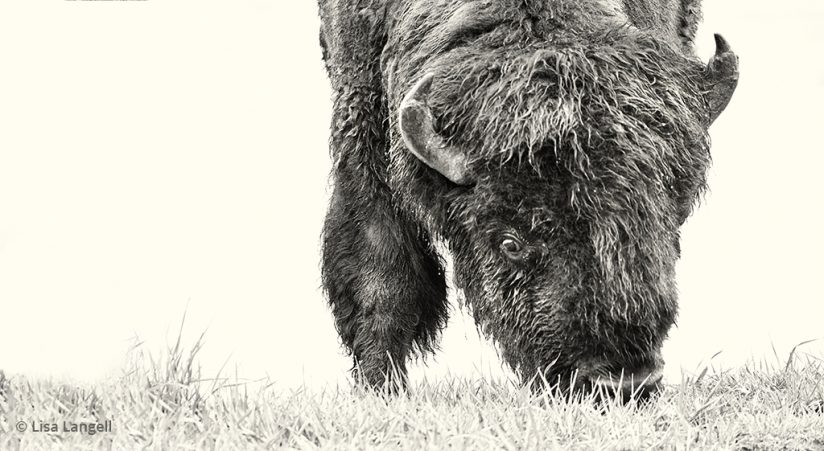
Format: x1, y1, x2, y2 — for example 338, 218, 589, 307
539, 368, 664, 403
530, 352, 667, 401
586, 368, 663, 401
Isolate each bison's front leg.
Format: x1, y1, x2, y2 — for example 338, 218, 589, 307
322, 187, 448, 391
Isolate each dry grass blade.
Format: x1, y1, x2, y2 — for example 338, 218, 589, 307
785, 339, 820, 372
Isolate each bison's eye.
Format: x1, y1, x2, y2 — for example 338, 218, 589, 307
500, 233, 526, 261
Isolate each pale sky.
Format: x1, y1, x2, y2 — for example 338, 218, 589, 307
0, 0, 821, 388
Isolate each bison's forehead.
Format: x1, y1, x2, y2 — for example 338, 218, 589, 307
420, 41, 712, 234
427, 35, 711, 172
423, 36, 712, 224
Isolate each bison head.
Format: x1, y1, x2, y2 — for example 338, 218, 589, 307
395, 31, 738, 398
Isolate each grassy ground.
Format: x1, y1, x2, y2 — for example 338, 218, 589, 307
1, 334, 822, 450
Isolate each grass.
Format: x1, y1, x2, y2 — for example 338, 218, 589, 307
1, 327, 822, 450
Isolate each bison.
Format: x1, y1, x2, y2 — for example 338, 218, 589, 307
317, 0, 738, 399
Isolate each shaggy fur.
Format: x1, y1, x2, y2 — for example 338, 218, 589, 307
318, 0, 733, 392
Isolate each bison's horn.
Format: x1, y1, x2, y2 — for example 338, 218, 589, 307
704, 34, 739, 125
399, 73, 472, 185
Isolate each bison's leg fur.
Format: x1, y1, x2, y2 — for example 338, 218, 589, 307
322, 190, 448, 391
319, 0, 447, 391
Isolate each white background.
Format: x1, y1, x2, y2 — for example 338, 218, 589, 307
0, 0, 822, 387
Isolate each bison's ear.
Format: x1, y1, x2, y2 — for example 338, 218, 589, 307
399, 73, 473, 185
703, 34, 739, 125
